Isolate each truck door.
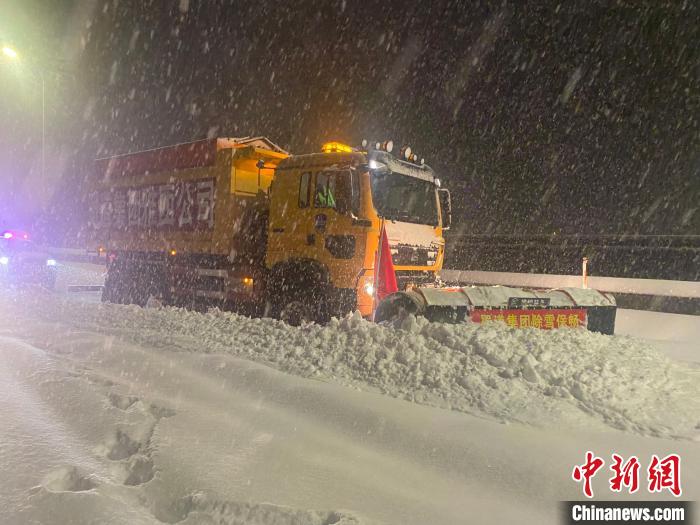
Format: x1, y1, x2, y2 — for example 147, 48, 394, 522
267, 169, 317, 263
267, 167, 366, 289
311, 168, 365, 288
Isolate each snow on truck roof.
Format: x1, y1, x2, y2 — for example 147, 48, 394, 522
276, 151, 366, 170
94, 136, 288, 178
277, 149, 436, 183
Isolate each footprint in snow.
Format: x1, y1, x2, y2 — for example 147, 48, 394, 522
120, 454, 155, 486
42, 466, 97, 493
107, 391, 176, 420
148, 403, 176, 419
108, 392, 140, 411
97, 428, 144, 461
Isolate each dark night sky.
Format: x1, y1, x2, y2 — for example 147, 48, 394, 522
1, 0, 698, 240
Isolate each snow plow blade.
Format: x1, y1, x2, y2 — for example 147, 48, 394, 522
374, 285, 617, 335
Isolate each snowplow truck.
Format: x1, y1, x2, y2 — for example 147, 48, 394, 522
89, 137, 450, 324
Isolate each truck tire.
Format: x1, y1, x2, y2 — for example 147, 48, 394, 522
129, 266, 166, 307
103, 258, 167, 307
265, 285, 325, 325
102, 260, 138, 305
278, 299, 315, 326
268, 260, 330, 325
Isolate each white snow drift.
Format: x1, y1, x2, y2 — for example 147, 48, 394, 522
8, 291, 700, 439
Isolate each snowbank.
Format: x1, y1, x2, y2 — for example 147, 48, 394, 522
9, 292, 699, 440
616, 308, 700, 363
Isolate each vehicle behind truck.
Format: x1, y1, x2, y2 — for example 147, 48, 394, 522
89, 137, 450, 324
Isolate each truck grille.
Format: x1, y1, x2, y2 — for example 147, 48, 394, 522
395, 270, 436, 290
391, 244, 438, 267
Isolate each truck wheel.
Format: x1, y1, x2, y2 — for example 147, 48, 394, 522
268, 260, 331, 325
279, 299, 315, 326
129, 275, 163, 307
142, 282, 166, 308
102, 261, 131, 304
130, 282, 149, 307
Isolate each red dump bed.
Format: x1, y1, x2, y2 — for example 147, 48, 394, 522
94, 138, 248, 179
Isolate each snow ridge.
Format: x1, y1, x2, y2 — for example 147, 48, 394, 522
13, 294, 700, 439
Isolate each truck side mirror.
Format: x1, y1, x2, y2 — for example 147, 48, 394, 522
438, 188, 452, 230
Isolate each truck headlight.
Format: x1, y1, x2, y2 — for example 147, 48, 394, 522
0, 256, 8, 265
369, 159, 387, 171
46, 259, 57, 266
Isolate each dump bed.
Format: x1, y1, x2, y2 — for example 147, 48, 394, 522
88, 137, 288, 259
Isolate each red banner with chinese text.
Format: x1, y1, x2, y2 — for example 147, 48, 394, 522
470, 308, 587, 329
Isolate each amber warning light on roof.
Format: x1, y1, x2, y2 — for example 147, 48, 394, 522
321, 141, 353, 153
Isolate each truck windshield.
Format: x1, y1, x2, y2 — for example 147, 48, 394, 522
370, 170, 438, 226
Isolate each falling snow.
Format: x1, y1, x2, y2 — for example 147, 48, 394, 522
0, 2, 698, 524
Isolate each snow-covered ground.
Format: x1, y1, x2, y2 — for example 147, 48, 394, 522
616, 308, 700, 364
0, 261, 698, 524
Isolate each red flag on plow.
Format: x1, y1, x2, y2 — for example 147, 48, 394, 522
372, 221, 398, 318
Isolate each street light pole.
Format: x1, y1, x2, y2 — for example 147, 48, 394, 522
2, 46, 46, 180
41, 70, 45, 182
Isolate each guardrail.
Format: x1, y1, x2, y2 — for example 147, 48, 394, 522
440, 270, 700, 298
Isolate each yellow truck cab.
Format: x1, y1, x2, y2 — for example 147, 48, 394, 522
265, 141, 451, 323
